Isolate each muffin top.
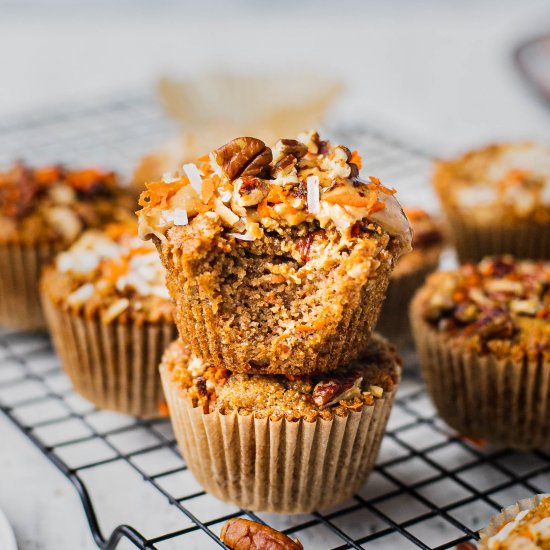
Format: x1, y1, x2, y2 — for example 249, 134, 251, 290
434, 143, 550, 223
486, 496, 550, 550
136, 132, 412, 252
418, 256, 550, 360
0, 163, 134, 245
42, 223, 172, 324
393, 208, 443, 277
161, 333, 401, 421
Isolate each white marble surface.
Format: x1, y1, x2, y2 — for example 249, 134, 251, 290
1, 1, 550, 549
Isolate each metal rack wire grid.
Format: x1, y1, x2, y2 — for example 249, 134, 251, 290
0, 93, 549, 550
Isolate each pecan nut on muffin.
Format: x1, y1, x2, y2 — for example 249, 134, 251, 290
411, 256, 550, 449
137, 132, 412, 375
479, 494, 550, 550
0, 163, 134, 329
376, 207, 444, 349
433, 142, 550, 262
160, 333, 401, 513
41, 223, 177, 417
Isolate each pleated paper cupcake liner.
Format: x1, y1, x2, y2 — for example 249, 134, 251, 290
443, 211, 550, 263
165, 256, 393, 376
0, 242, 62, 330
477, 494, 550, 549
376, 256, 440, 352
160, 362, 399, 514
411, 290, 550, 450
42, 293, 178, 417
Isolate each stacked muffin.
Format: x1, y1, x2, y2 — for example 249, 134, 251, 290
137, 132, 412, 512
0, 163, 134, 329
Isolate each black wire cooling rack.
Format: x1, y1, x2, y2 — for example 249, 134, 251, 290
0, 92, 549, 550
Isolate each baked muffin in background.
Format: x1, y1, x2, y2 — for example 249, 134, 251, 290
0, 163, 134, 330
137, 132, 412, 376
433, 142, 550, 263
376, 207, 444, 350
410, 255, 550, 449
478, 494, 550, 549
41, 223, 177, 417
160, 333, 401, 513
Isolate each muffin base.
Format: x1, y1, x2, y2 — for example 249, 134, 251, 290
160, 360, 399, 514
478, 494, 549, 549
411, 290, 550, 449
42, 293, 177, 417
0, 242, 61, 330
444, 213, 550, 263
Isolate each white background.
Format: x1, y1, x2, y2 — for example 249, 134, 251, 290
1, 1, 550, 548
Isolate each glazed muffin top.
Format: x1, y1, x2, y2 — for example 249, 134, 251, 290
433, 143, 550, 224
486, 496, 550, 549
0, 163, 134, 245
161, 333, 401, 421
417, 256, 550, 360
41, 223, 172, 324
136, 131, 412, 252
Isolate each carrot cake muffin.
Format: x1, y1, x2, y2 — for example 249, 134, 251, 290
410, 255, 550, 449
433, 142, 550, 262
0, 163, 134, 329
479, 494, 550, 549
160, 332, 401, 513
41, 223, 177, 417
138, 132, 412, 375
376, 207, 444, 349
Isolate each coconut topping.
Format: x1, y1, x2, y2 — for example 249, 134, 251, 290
51, 223, 171, 323
422, 256, 550, 359
137, 133, 412, 251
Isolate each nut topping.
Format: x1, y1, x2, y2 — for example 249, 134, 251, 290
312, 371, 363, 408
272, 139, 308, 163
220, 518, 303, 550
234, 176, 268, 207
214, 137, 273, 180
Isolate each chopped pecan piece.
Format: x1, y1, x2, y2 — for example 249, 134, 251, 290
235, 176, 268, 207
273, 139, 308, 163
214, 137, 272, 180
295, 229, 326, 262
271, 154, 298, 178
468, 308, 515, 340
312, 371, 363, 408
220, 518, 303, 550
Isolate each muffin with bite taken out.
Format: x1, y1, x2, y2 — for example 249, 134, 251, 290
137, 132, 412, 375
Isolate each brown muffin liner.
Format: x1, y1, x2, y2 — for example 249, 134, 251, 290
478, 494, 549, 549
0, 241, 62, 330
410, 289, 550, 450
42, 292, 178, 417
376, 255, 440, 351
159, 362, 399, 514
442, 210, 550, 263
164, 255, 393, 376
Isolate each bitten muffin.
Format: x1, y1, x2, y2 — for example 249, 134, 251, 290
376, 208, 444, 349
479, 494, 550, 549
433, 142, 550, 262
137, 132, 412, 375
160, 333, 401, 513
0, 163, 134, 329
410, 256, 550, 449
41, 223, 177, 417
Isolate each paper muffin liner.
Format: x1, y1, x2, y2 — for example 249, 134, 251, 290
0, 241, 63, 330
478, 494, 549, 549
165, 256, 393, 376
376, 254, 440, 351
42, 293, 177, 417
442, 210, 550, 263
410, 289, 550, 449
160, 362, 399, 514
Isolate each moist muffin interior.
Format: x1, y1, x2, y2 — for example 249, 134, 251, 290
162, 333, 400, 421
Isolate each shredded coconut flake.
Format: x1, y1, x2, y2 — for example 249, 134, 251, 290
162, 172, 179, 183
182, 163, 202, 194
306, 175, 320, 214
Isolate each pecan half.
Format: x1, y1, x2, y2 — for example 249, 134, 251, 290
220, 518, 303, 550
214, 137, 272, 180
312, 371, 363, 408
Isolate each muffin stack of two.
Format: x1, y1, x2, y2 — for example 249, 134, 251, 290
137, 132, 413, 512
